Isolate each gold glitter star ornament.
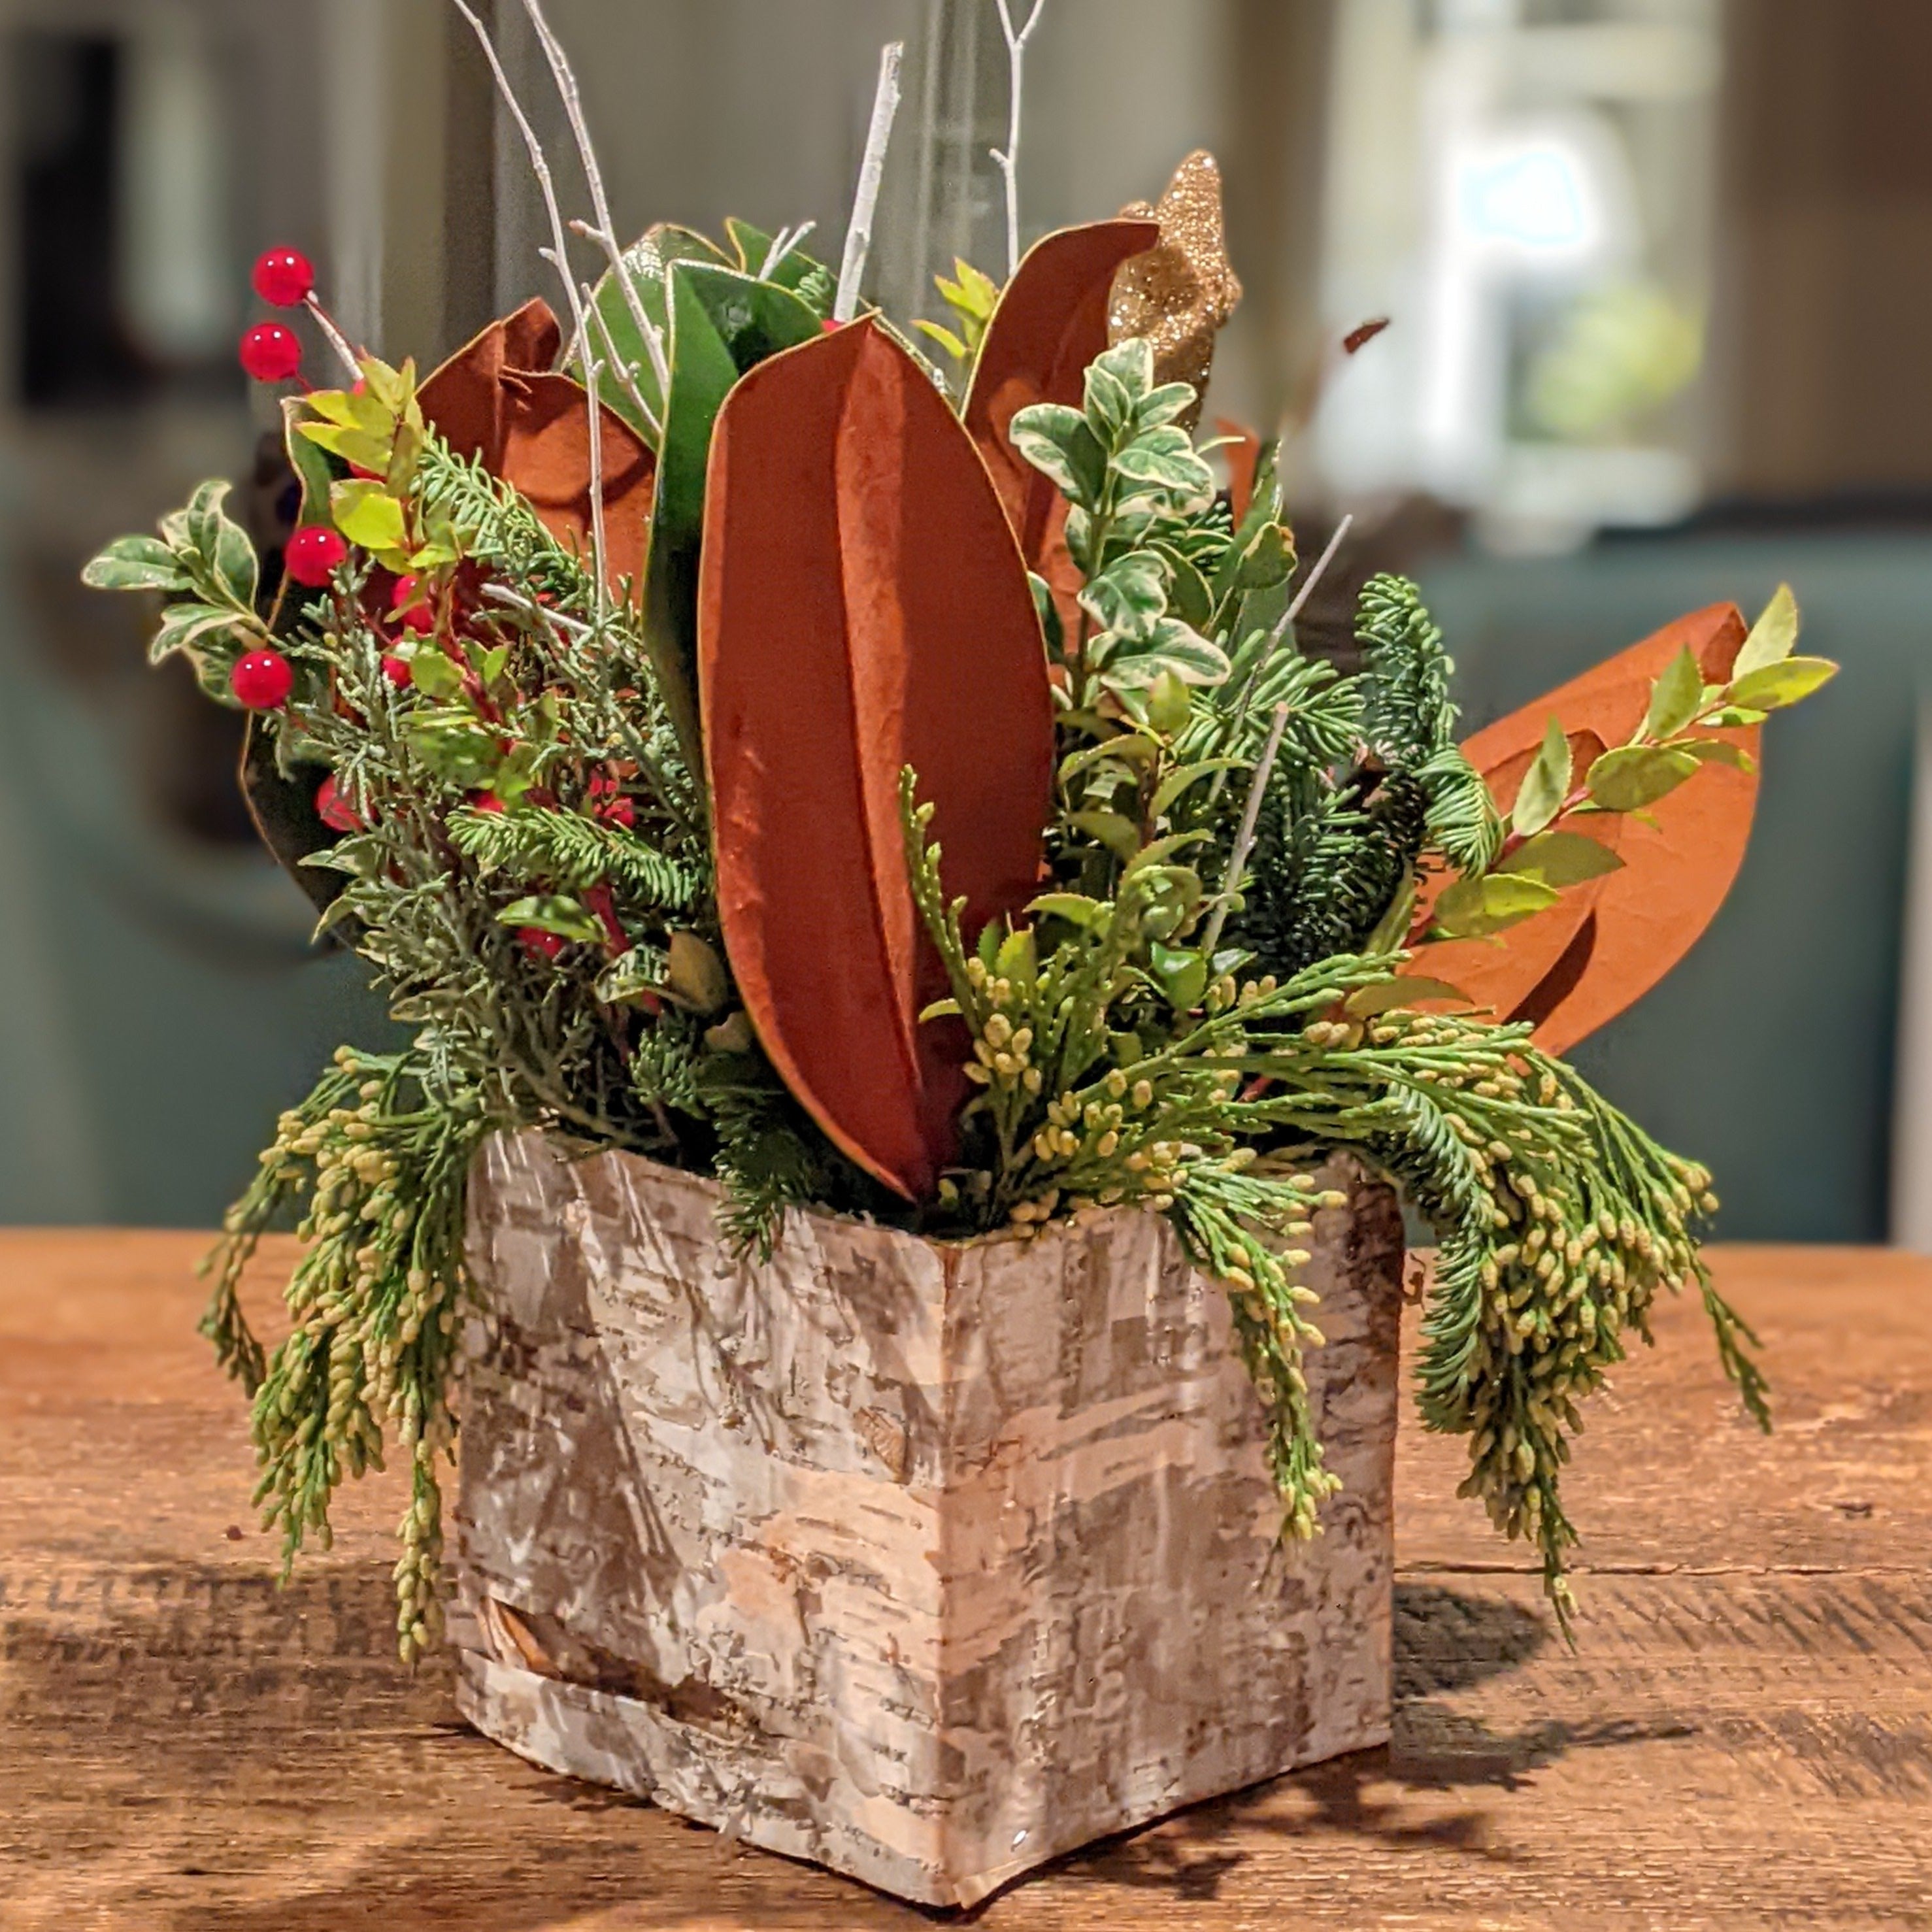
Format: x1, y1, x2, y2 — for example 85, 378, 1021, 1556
1109, 149, 1243, 418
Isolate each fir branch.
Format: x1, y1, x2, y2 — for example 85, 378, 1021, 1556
448, 805, 701, 908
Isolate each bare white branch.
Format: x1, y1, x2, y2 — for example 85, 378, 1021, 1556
578, 268, 660, 439
517, 0, 671, 404
991, 0, 1050, 278
759, 220, 816, 280
1201, 699, 1292, 958
304, 294, 363, 383
835, 42, 905, 324
1207, 515, 1355, 820
452, 0, 607, 615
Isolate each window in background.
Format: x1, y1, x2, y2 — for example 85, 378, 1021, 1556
1314, 0, 1721, 552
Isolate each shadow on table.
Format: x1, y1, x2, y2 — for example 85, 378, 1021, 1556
0, 1564, 1683, 1928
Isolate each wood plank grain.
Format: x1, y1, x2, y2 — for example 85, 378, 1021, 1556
3, 1232, 1929, 1930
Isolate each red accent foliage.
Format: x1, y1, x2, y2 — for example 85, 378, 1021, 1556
1451, 603, 1757, 1054
963, 220, 1161, 568
418, 299, 656, 600
252, 247, 315, 308
284, 525, 348, 588
314, 774, 361, 833
239, 323, 302, 384
1215, 417, 1263, 525
699, 319, 1055, 1200
518, 927, 567, 961
588, 774, 635, 829
391, 574, 435, 634
231, 648, 293, 710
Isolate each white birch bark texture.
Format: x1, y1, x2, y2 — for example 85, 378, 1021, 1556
452, 1131, 1405, 1908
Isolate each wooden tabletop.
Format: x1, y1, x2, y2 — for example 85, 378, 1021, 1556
3, 1234, 1929, 1931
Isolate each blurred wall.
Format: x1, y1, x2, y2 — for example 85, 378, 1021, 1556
1712, 0, 1932, 501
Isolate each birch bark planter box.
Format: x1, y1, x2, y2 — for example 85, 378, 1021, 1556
450, 1129, 1405, 1908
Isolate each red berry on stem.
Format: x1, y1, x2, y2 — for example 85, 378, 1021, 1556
519, 927, 567, 962
231, 648, 294, 710
391, 574, 435, 635
284, 525, 348, 588
469, 791, 506, 814
315, 774, 361, 833
252, 246, 315, 308
240, 322, 302, 384
380, 652, 414, 688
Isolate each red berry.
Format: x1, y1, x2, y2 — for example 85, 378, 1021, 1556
284, 525, 348, 589
380, 653, 414, 688
588, 776, 636, 829
239, 322, 302, 383
391, 574, 435, 635
315, 774, 361, 833
231, 648, 294, 710
469, 791, 506, 814
519, 927, 567, 961
252, 246, 315, 308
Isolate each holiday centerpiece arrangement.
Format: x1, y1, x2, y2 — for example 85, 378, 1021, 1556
87, 0, 1836, 1905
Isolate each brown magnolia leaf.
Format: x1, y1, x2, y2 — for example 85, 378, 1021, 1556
965, 218, 1160, 569
1214, 416, 1263, 525
1403, 732, 1620, 1022
1110, 150, 1243, 424
700, 318, 1055, 1199
418, 298, 656, 601
1458, 602, 1757, 1054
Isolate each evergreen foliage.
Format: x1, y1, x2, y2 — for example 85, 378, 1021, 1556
86, 282, 1827, 1656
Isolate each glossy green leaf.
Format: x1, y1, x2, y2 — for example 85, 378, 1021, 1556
1497, 829, 1625, 888
1068, 809, 1144, 863
1150, 756, 1240, 818
1586, 743, 1703, 812
497, 894, 603, 944
1148, 941, 1208, 1012
579, 224, 733, 445
642, 261, 823, 775
1725, 656, 1838, 712
1731, 581, 1799, 680
1433, 871, 1563, 939
1684, 738, 1757, 773
1511, 718, 1572, 838
330, 480, 408, 556
1346, 976, 1469, 1016
1009, 403, 1108, 507
1101, 617, 1231, 690
1027, 891, 1108, 927
724, 216, 827, 293
1646, 643, 1704, 740
408, 650, 463, 701
1078, 553, 1167, 641
82, 536, 190, 593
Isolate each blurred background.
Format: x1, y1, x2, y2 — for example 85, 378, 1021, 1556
1, 0, 1928, 1240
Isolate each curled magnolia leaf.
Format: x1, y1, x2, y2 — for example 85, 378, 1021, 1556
1457, 601, 1761, 1054
699, 318, 1054, 1199
965, 218, 1161, 566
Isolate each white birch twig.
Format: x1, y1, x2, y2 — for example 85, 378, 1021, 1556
991, 0, 1049, 279
518, 0, 671, 408
1232, 512, 1354, 714
450, 0, 608, 615
835, 42, 905, 324
304, 295, 363, 382
1201, 700, 1292, 958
